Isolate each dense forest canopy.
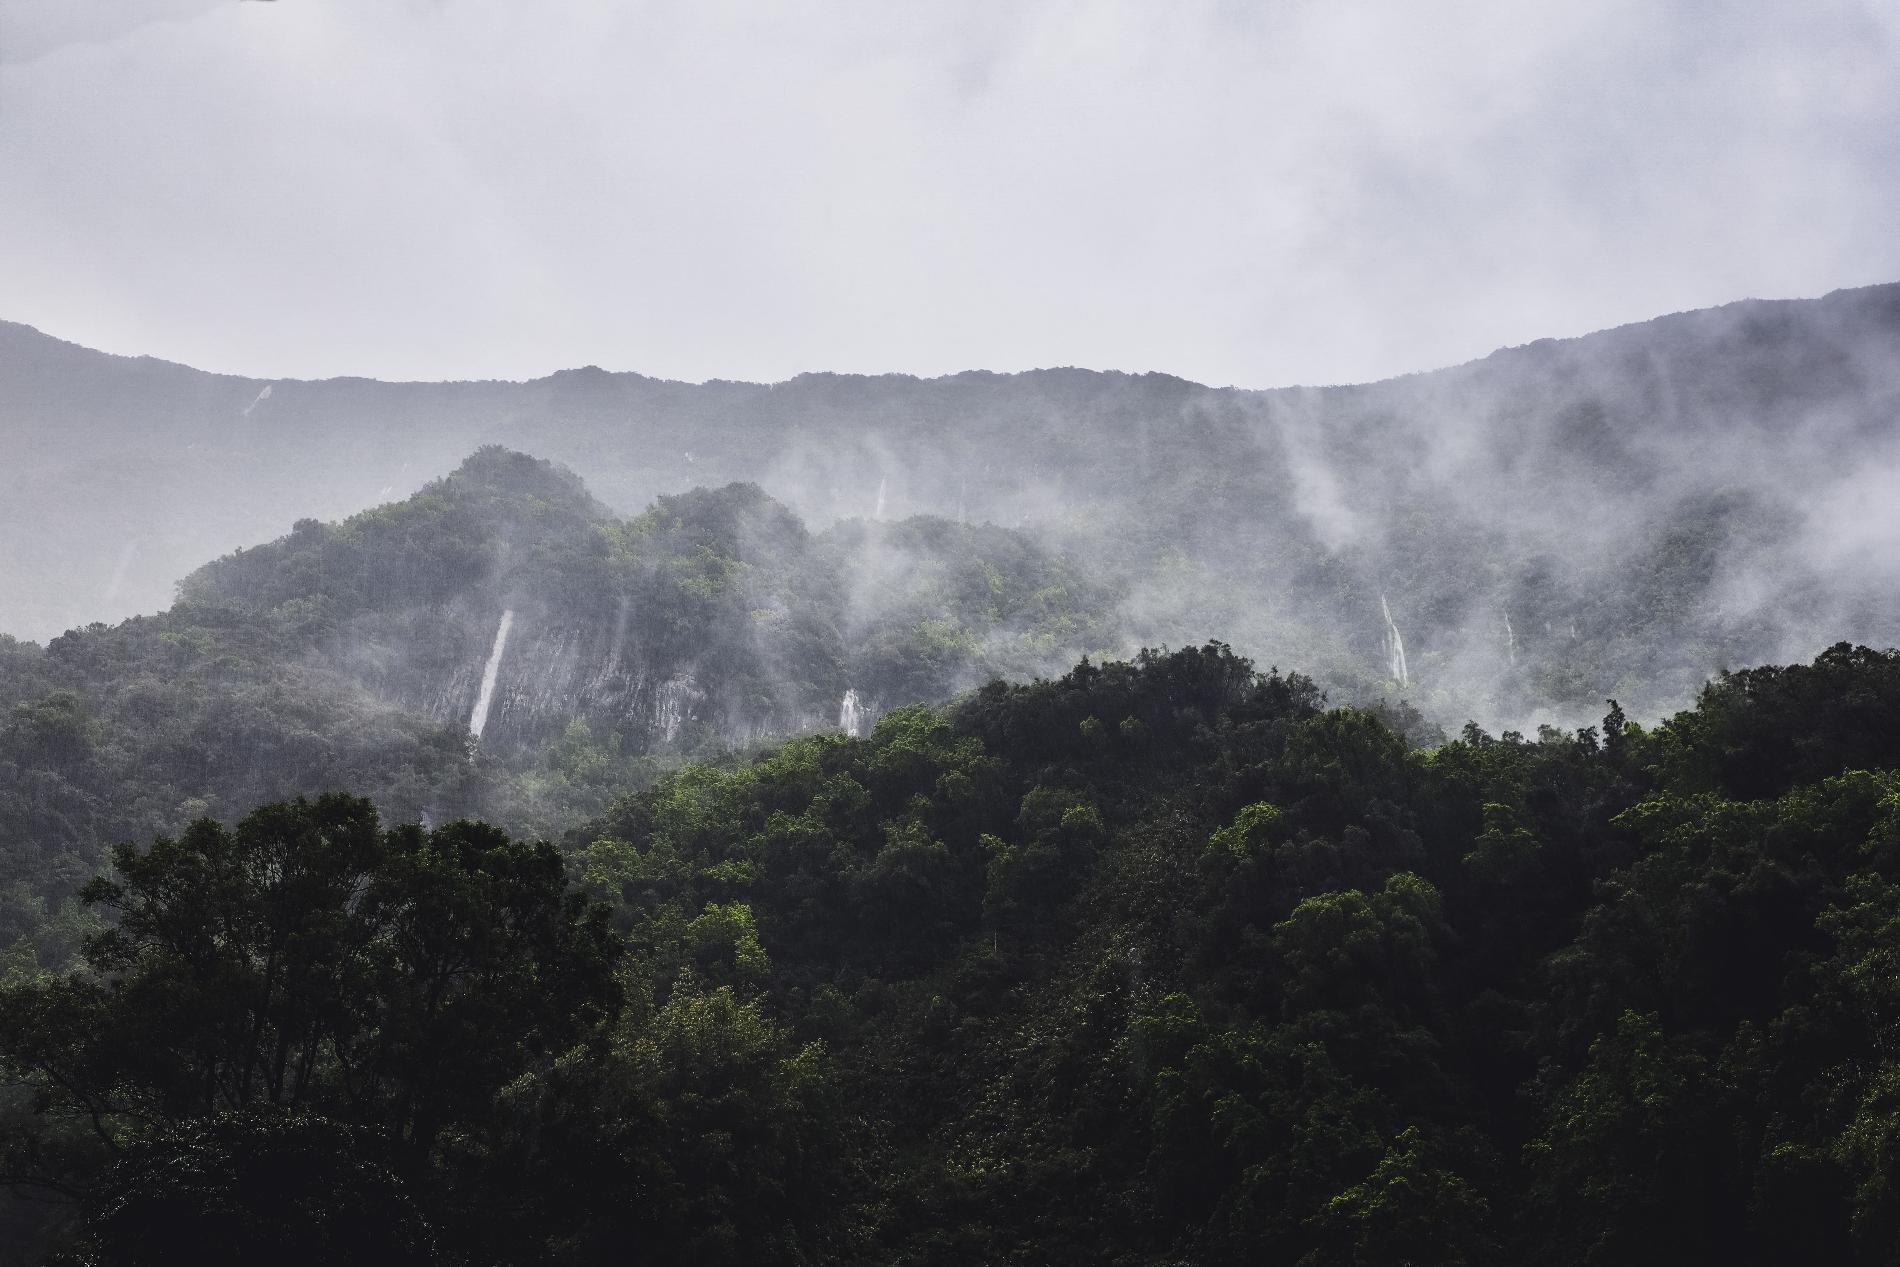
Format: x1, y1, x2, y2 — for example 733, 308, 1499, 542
7, 641, 1900, 1264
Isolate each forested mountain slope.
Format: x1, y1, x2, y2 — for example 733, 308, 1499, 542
6, 282, 1897, 727
8, 641, 1900, 1264
0, 449, 1115, 965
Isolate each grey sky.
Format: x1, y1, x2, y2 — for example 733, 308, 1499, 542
2, 0, 1897, 387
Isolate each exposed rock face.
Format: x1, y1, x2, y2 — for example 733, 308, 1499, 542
652, 672, 701, 744
184, 451, 1120, 754
335, 604, 699, 752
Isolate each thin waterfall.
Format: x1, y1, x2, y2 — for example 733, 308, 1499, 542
839, 689, 868, 738
610, 594, 632, 649
468, 609, 515, 741
101, 541, 138, 605
604, 594, 632, 678
654, 674, 702, 743
1504, 612, 1517, 667
1380, 593, 1410, 690
873, 477, 888, 520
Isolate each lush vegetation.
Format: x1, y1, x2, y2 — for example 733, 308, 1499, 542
0, 450, 1117, 971
7, 640, 1900, 1264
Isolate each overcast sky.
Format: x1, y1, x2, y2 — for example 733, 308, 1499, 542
2, 0, 1897, 387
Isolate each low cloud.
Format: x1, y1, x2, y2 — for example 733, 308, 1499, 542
0, 1, 1895, 387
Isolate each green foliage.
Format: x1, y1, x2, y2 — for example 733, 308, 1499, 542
70, 1112, 433, 1267
1306, 1126, 1493, 1267
9, 641, 1900, 1264
0, 796, 619, 1266
579, 982, 845, 1264
567, 641, 1900, 1263
0, 450, 1133, 983
1526, 1010, 1727, 1266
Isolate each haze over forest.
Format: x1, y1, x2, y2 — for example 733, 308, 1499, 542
7, 279, 1900, 734
6, 3, 1900, 1265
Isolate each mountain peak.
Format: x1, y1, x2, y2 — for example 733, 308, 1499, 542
448, 446, 600, 511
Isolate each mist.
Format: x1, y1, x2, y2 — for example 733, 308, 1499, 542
7, 282, 1899, 743
4, 2, 1898, 388
9, 0, 1898, 737
11, 5, 1900, 1263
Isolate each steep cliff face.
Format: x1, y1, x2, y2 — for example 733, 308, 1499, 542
347, 602, 839, 755
173, 448, 1111, 759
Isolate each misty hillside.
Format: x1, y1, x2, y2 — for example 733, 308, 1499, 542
176, 447, 1115, 747
0, 448, 1115, 962
6, 282, 1898, 729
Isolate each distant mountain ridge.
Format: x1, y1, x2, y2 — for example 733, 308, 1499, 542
4, 282, 1899, 729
